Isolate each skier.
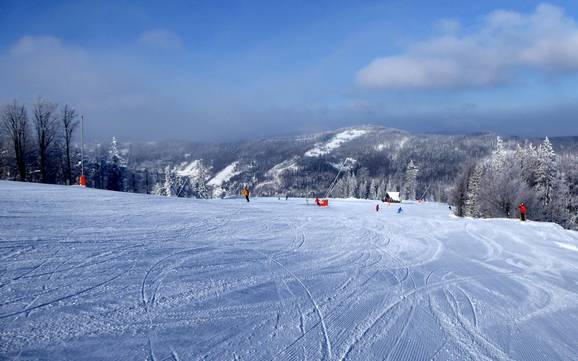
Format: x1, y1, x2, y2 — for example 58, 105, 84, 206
242, 186, 250, 202
518, 202, 526, 221
376, 204, 380, 212
397, 206, 403, 214
286, 194, 289, 201
315, 197, 320, 206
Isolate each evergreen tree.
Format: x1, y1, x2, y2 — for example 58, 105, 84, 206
449, 164, 474, 217
357, 179, 369, 199
465, 164, 482, 217
154, 165, 178, 196
368, 178, 379, 200
347, 172, 357, 198
492, 136, 507, 173
536, 137, 557, 208
192, 161, 210, 199
377, 180, 387, 200
547, 173, 573, 228
106, 136, 124, 191
403, 160, 419, 200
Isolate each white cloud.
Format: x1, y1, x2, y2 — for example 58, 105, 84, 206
357, 3, 578, 89
138, 29, 183, 49
435, 19, 460, 34
0, 35, 192, 139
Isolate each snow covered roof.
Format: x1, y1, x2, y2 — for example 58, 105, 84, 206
386, 192, 400, 201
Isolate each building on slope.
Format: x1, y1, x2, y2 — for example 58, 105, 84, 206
383, 192, 401, 203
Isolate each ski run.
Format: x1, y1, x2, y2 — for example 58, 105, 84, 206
1, 181, 577, 360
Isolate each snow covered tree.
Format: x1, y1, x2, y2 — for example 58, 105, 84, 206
377, 180, 387, 200
535, 137, 557, 208
190, 161, 210, 199
479, 158, 528, 218
368, 178, 379, 200
109, 136, 122, 164
402, 160, 419, 200
547, 173, 573, 228
515, 142, 540, 189
106, 136, 124, 191
449, 163, 475, 217
464, 164, 482, 217
154, 165, 179, 196
345, 172, 356, 198
357, 179, 369, 199
492, 136, 507, 173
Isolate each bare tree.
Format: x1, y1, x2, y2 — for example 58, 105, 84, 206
33, 99, 58, 183
61, 104, 78, 185
1, 102, 29, 181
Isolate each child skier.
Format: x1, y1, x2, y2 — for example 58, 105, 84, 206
518, 202, 526, 221
242, 186, 250, 202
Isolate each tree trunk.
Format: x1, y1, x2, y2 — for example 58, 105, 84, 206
40, 148, 47, 183
65, 142, 72, 185
15, 141, 26, 181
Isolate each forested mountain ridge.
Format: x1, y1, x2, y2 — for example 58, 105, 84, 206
2, 111, 576, 228
54, 127, 578, 201
2, 124, 575, 201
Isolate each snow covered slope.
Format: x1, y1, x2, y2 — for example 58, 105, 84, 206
176, 159, 205, 178
305, 129, 368, 157
207, 161, 239, 187
1, 181, 577, 360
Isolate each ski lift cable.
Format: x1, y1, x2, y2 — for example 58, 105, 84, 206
418, 184, 431, 201
326, 158, 352, 197
324, 158, 350, 199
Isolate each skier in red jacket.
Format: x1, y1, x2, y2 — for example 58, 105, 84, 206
518, 202, 527, 221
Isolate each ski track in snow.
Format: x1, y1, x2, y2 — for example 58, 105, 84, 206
1, 181, 578, 360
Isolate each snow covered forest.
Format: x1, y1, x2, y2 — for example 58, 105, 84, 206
450, 137, 577, 230
1, 100, 577, 229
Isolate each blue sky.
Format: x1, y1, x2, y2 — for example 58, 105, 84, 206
1, 0, 577, 141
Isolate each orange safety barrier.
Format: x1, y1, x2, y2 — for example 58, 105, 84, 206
319, 199, 329, 207
79, 175, 87, 187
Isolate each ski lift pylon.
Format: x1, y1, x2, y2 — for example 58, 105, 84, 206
317, 158, 354, 207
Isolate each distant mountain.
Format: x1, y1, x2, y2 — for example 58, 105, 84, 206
97, 125, 577, 201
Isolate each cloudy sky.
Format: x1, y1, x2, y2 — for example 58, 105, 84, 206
1, 0, 577, 141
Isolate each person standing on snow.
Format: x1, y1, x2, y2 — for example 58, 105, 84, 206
518, 202, 527, 221
242, 186, 250, 202
376, 204, 380, 212
397, 206, 403, 214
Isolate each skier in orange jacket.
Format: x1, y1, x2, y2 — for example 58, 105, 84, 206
242, 186, 250, 202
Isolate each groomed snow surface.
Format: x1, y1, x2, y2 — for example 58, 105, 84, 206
305, 130, 367, 157
207, 162, 239, 187
1, 181, 577, 360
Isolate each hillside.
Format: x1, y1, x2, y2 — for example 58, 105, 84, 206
84, 126, 577, 201
3, 125, 577, 204
1, 181, 577, 360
